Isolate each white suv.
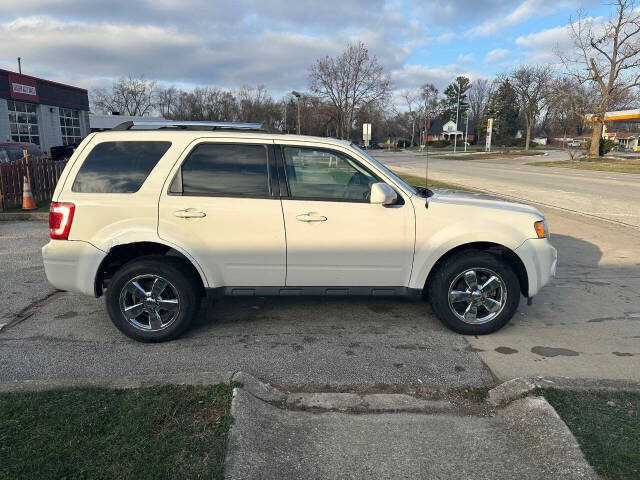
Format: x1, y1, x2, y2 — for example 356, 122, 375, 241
42, 121, 557, 342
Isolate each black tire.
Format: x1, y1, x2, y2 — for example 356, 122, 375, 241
427, 250, 520, 335
106, 255, 201, 342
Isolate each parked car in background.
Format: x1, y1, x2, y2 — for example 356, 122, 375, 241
567, 141, 581, 148
50, 143, 80, 161
0, 142, 45, 163
42, 121, 557, 342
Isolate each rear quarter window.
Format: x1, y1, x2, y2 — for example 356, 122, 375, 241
72, 141, 171, 193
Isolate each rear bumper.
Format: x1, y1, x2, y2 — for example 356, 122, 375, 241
514, 238, 557, 297
42, 240, 106, 296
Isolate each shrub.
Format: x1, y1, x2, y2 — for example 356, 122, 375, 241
584, 138, 616, 156
428, 140, 451, 148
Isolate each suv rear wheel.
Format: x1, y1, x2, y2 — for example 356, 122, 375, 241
428, 250, 520, 335
106, 255, 201, 342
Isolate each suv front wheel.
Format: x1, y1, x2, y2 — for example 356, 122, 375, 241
428, 250, 520, 335
106, 255, 201, 342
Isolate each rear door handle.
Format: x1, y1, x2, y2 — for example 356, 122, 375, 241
296, 213, 327, 222
174, 209, 206, 218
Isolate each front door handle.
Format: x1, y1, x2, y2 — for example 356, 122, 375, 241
296, 212, 327, 222
174, 209, 206, 219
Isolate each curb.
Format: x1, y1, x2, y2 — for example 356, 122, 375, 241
498, 396, 598, 479
0, 371, 235, 393
230, 373, 456, 413
0, 212, 48, 221
488, 375, 640, 406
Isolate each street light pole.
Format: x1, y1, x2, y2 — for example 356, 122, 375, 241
454, 83, 461, 153
464, 109, 469, 152
292, 91, 301, 135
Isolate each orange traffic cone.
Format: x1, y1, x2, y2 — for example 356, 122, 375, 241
22, 176, 37, 210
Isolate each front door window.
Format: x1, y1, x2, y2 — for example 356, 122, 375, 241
283, 147, 378, 202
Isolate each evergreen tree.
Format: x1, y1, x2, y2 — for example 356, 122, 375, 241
442, 76, 470, 127
486, 79, 520, 141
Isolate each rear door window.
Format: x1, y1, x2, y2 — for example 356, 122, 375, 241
173, 143, 270, 197
72, 141, 171, 193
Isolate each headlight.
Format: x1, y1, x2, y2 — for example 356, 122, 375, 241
534, 220, 549, 238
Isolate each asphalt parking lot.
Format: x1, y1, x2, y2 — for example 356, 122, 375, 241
1, 204, 639, 388
0, 221, 491, 389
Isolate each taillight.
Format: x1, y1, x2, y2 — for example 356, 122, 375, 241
49, 202, 75, 240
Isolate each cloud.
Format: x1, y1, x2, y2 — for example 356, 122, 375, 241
0, 0, 604, 103
0, 10, 419, 94
516, 23, 575, 63
390, 63, 481, 92
468, 0, 598, 37
485, 48, 509, 62
515, 15, 605, 64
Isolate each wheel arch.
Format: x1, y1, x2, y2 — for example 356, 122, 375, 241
94, 241, 207, 297
423, 241, 529, 298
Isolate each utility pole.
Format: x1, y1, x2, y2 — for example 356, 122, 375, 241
17, 57, 22, 74
283, 100, 288, 134
453, 83, 461, 153
292, 91, 301, 135
464, 109, 469, 152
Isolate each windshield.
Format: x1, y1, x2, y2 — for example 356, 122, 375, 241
350, 144, 416, 195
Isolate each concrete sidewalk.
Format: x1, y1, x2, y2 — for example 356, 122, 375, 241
225, 387, 597, 480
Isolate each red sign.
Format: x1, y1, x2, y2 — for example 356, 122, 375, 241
8, 73, 39, 102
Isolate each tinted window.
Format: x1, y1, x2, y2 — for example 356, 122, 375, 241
283, 147, 378, 201
178, 144, 269, 196
72, 141, 171, 193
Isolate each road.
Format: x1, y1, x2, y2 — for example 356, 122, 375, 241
373, 149, 640, 229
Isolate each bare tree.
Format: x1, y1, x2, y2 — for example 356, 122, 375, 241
310, 42, 390, 139
420, 83, 440, 144
91, 75, 156, 116
468, 79, 492, 140
400, 89, 421, 146
559, 0, 640, 156
509, 65, 552, 150
156, 86, 180, 118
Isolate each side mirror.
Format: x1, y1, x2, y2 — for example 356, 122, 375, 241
370, 182, 397, 205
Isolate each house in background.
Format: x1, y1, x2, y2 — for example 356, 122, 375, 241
515, 129, 549, 145
421, 119, 476, 144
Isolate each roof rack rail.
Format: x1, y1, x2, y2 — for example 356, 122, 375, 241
112, 120, 264, 131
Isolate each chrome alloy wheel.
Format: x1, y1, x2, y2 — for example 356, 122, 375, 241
447, 268, 507, 324
119, 274, 180, 332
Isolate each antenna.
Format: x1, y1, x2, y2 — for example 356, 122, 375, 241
425, 118, 430, 208
17, 57, 22, 74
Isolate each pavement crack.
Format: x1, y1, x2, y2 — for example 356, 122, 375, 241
0, 291, 66, 333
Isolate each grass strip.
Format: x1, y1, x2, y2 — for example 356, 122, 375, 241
531, 157, 640, 174
393, 172, 474, 192
540, 388, 640, 480
0, 383, 236, 480
428, 151, 544, 161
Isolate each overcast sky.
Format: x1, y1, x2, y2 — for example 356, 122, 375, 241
0, 0, 610, 97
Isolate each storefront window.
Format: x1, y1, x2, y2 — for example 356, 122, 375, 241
59, 108, 82, 145
7, 100, 40, 145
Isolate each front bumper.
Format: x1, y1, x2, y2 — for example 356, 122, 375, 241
514, 238, 557, 297
42, 240, 106, 296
